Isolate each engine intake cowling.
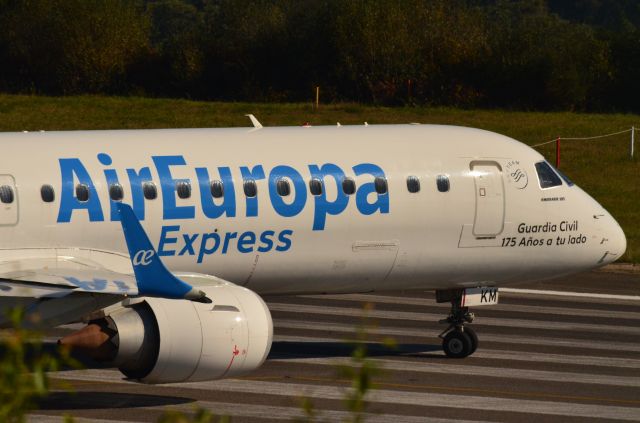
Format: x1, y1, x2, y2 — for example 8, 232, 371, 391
105, 283, 272, 383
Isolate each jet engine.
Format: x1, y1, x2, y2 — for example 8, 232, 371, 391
61, 283, 273, 384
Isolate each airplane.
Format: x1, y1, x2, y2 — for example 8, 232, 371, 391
0, 119, 626, 383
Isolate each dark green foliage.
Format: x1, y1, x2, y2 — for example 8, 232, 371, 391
200, 0, 290, 100
601, 29, 640, 111
331, 0, 488, 105
0, 308, 80, 422
548, 0, 640, 31
0, 0, 149, 94
1, 0, 640, 110
146, 0, 205, 96
478, 1, 610, 110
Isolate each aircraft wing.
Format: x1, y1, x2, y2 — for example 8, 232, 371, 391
0, 259, 139, 298
0, 203, 210, 303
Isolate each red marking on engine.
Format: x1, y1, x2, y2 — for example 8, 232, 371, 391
221, 344, 240, 378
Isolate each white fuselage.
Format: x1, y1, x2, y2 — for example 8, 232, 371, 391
0, 124, 626, 294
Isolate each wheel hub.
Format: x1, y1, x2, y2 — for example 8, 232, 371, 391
448, 338, 464, 354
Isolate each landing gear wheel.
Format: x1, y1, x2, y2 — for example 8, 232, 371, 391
443, 330, 473, 358
436, 289, 484, 358
464, 326, 479, 355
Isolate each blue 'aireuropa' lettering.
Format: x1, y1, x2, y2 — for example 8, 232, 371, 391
56, 154, 390, 230
98, 153, 123, 222
308, 163, 348, 230
269, 165, 307, 217
58, 158, 104, 223
126, 166, 153, 220
152, 155, 195, 220
353, 163, 389, 215
196, 166, 236, 219
239, 165, 265, 217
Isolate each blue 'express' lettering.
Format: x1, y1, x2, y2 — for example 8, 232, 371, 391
57, 154, 390, 232
157, 225, 294, 263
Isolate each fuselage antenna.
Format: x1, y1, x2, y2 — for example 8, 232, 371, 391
245, 114, 263, 129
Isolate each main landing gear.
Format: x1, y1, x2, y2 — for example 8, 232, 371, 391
436, 289, 478, 358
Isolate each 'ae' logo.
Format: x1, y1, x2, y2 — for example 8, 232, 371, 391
133, 249, 154, 266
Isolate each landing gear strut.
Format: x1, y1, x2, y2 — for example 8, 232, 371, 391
436, 289, 478, 358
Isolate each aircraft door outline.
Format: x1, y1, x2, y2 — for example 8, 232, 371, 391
470, 161, 504, 237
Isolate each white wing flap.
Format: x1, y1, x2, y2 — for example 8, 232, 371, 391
0, 256, 138, 298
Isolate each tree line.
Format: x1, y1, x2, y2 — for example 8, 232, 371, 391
1, 0, 639, 111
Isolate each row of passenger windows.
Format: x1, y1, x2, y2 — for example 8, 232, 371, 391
3, 164, 576, 205
31, 175, 451, 203
240, 176, 391, 198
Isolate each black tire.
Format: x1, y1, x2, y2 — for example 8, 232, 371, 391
442, 330, 473, 358
464, 326, 479, 355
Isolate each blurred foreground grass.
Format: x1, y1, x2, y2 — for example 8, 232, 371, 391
0, 94, 638, 262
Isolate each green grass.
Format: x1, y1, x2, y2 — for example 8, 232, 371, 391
0, 94, 638, 262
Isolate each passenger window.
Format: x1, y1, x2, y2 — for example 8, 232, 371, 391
0, 185, 14, 204
277, 178, 291, 196
41, 184, 55, 202
309, 178, 323, 196
76, 184, 89, 202
374, 177, 388, 194
176, 181, 191, 199
535, 161, 562, 189
109, 183, 124, 201
143, 182, 157, 200
436, 175, 450, 192
244, 179, 257, 197
210, 180, 224, 198
406, 176, 420, 193
342, 177, 356, 195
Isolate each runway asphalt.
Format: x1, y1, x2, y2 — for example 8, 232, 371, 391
31, 267, 640, 422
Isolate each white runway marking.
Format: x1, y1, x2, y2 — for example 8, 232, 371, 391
42, 283, 640, 422
274, 319, 640, 352
268, 303, 640, 335
273, 334, 640, 369
500, 288, 640, 301
305, 293, 640, 320
51, 373, 640, 422
268, 356, 640, 387
146, 400, 487, 423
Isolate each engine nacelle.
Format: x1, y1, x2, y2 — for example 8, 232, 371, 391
105, 283, 272, 383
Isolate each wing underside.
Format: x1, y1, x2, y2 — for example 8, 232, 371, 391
0, 203, 211, 327
0, 257, 139, 299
